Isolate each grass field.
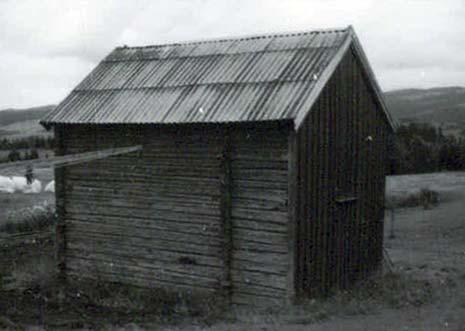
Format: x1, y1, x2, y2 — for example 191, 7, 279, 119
0, 119, 52, 139
386, 171, 465, 198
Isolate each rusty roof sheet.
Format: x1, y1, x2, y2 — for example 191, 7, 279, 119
41, 26, 395, 129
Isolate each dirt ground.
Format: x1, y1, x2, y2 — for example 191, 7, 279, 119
1, 172, 465, 330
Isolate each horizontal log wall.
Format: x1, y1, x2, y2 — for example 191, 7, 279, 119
59, 125, 225, 293
229, 126, 290, 306
296, 46, 390, 296
56, 122, 292, 304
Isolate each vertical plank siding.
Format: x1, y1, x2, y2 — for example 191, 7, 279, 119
296, 46, 390, 296
56, 122, 291, 304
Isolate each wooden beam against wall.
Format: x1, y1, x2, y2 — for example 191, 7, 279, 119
0, 145, 142, 176
287, 130, 298, 303
219, 128, 233, 304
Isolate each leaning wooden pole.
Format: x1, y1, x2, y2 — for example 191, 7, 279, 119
0, 145, 142, 176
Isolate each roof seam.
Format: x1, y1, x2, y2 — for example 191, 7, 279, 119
115, 27, 350, 50
103, 45, 342, 63
73, 79, 328, 93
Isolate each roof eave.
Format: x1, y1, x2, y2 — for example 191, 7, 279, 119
346, 26, 398, 132
40, 120, 52, 131
293, 26, 398, 132
293, 29, 353, 130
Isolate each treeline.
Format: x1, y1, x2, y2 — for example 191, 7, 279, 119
0, 136, 54, 150
0, 136, 55, 163
391, 123, 465, 174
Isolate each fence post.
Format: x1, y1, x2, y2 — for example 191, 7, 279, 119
389, 207, 396, 239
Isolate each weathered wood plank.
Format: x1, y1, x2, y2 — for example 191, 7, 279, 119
231, 219, 286, 233
66, 209, 220, 226
231, 169, 287, 181
230, 151, 288, 161
232, 240, 287, 254
230, 159, 288, 170
67, 252, 222, 280
67, 220, 222, 242
66, 231, 222, 256
68, 180, 220, 194
66, 190, 220, 208
66, 204, 221, 220
231, 199, 287, 212
66, 200, 221, 217
232, 251, 287, 272
66, 264, 219, 292
232, 179, 287, 190
66, 243, 223, 268
67, 214, 221, 236
231, 209, 288, 224
231, 188, 287, 203
231, 269, 287, 291
232, 228, 287, 245
231, 282, 286, 298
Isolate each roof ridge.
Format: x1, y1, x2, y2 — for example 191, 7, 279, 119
116, 26, 350, 50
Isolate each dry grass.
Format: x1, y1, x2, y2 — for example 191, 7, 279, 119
285, 272, 434, 322
386, 187, 440, 209
0, 200, 56, 233
198, 270, 440, 331
8, 255, 56, 290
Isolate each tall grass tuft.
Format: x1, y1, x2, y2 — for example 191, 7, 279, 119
386, 187, 440, 209
0, 201, 57, 233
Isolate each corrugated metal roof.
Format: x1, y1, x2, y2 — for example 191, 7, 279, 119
41, 26, 395, 129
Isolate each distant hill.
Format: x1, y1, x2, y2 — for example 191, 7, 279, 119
384, 87, 465, 136
0, 105, 55, 126
0, 105, 55, 139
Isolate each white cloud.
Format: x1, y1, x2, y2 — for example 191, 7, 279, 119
0, 0, 464, 108
0, 0, 149, 60
0, 51, 93, 107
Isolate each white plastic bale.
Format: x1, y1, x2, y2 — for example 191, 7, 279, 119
45, 180, 55, 193
0, 176, 15, 193
10, 176, 42, 194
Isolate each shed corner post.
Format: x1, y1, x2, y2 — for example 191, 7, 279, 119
219, 126, 233, 305
54, 126, 67, 287
286, 129, 298, 304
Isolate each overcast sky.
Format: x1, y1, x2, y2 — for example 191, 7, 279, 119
0, 0, 464, 109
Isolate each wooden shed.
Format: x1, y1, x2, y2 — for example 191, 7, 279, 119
41, 26, 395, 306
